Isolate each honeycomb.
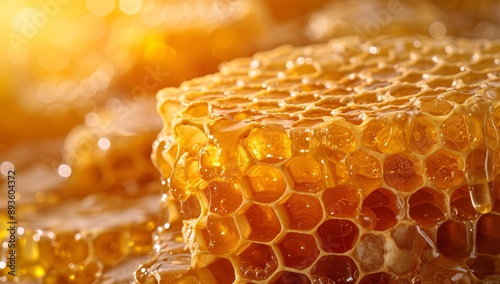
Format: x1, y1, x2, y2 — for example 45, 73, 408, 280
0, 97, 162, 283
147, 36, 500, 283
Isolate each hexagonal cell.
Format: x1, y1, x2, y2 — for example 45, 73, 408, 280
440, 114, 470, 151
276, 233, 319, 270
235, 243, 278, 281
207, 214, 240, 255
174, 124, 208, 152
353, 233, 385, 272
408, 187, 447, 228
419, 249, 473, 284
285, 156, 323, 192
198, 257, 235, 284
436, 220, 471, 259
408, 115, 439, 155
244, 128, 291, 163
494, 174, 500, 213
361, 118, 401, 153
358, 273, 398, 284
280, 193, 323, 230
237, 204, 281, 242
476, 214, 500, 255
466, 255, 500, 280
324, 150, 350, 185
203, 181, 242, 215
169, 152, 197, 202
321, 121, 356, 152
243, 164, 286, 203
450, 185, 480, 221
349, 150, 382, 194
269, 271, 311, 284
425, 149, 465, 189
383, 152, 423, 192
322, 185, 360, 218
361, 188, 400, 231
316, 219, 359, 253
311, 255, 359, 284
199, 143, 223, 181
419, 97, 454, 116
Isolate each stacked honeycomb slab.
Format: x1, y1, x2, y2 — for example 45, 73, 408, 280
0, 97, 162, 283
149, 36, 500, 283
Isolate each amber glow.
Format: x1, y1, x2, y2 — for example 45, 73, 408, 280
1, 1, 500, 283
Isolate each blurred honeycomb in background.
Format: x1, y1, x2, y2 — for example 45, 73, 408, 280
0, 0, 499, 283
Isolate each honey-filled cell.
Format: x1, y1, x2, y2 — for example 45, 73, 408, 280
206, 215, 240, 256
466, 255, 500, 280
361, 118, 402, 154
203, 181, 243, 215
476, 213, 500, 255
286, 156, 323, 192
418, 97, 454, 116
440, 114, 470, 151
358, 272, 399, 284
383, 152, 423, 193
276, 233, 319, 270
237, 204, 281, 242
269, 271, 311, 284
243, 164, 286, 203
311, 255, 359, 284
196, 257, 235, 284
349, 150, 382, 194
408, 114, 439, 154
244, 128, 292, 163
235, 243, 278, 281
425, 150, 465, 190
321, 121, 357, 153
409, 187, 447, 228
450, 185, 480, 221
290, 127, 319, 153
436, 220, 471, 259
361, 188, 400, 231
494, 174, 500, 213
279, 193, 323, 230
322, 185, 360, 218
316, 219, 359, 253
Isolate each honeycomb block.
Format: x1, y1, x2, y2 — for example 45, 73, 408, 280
150, 36, 500, 283
0, 193, 158, 283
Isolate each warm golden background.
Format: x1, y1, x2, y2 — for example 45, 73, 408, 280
0, 0, 499, 283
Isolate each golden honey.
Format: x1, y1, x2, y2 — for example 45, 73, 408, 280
2, 1, 500, 283
145, 36, 500, 283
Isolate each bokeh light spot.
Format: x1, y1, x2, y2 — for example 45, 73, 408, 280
58, 164, 72, 178
86, 0, 115, 17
